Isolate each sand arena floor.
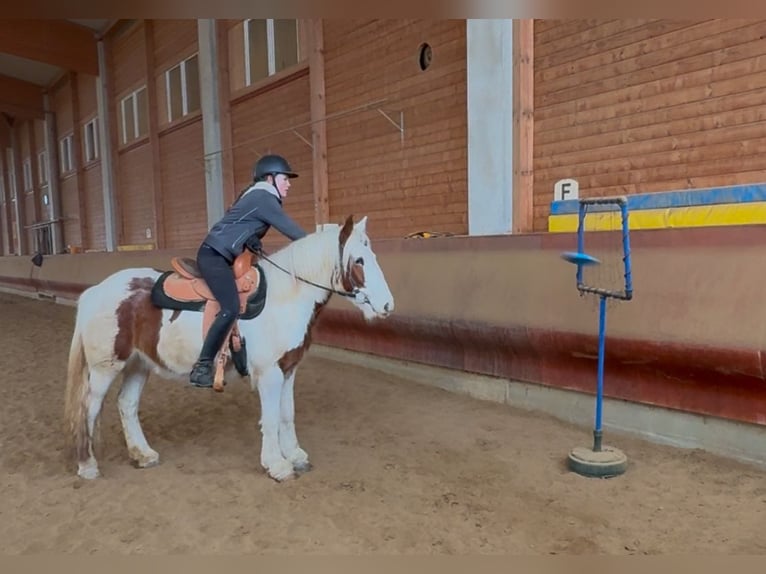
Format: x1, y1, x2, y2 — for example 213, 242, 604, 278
0, 290, 764, 554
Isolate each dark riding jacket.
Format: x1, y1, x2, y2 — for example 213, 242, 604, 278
202, 182, 308, 262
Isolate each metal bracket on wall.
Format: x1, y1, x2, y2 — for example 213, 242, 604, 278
376, 109, 404, 145
291, 129, 313, 150
202, 98, 406, 162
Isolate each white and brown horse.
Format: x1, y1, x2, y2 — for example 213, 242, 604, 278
64, 215, 394, 482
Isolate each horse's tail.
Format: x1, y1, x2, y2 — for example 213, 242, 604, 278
64, 298, 90, 462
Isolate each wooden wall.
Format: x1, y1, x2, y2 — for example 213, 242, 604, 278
8, 19, 766, 252
51, 77, 81, 250
323, 20, 467, 239
533, 19, 766, 231
154, 19, 206, 249
229, 72, 315, 249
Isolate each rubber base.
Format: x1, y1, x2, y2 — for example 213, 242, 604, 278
567, 445, 628, 478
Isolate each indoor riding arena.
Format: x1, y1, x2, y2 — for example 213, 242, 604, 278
1, 19, 765, 555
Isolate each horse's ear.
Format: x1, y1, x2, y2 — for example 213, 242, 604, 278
355, 215, 368, 234
339, 214, 354, 249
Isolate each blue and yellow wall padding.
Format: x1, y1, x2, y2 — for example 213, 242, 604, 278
548, 183, 766, 232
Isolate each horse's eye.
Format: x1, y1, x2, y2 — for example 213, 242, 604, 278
355, 257, 364, 266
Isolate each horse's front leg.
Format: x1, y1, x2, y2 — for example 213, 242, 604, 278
279, 368, 311, 474
256, 365, 295, 481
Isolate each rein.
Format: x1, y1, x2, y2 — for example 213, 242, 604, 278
257, 251, 359, 299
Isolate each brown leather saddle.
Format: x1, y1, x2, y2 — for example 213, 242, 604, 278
150, 250, 268, 392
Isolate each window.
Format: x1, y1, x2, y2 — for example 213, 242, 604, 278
84, 117, 99, 162
22, 158, 32, 191
244, 19, 299, 86
165, 54, 200, 122
120, 86, 148, 145
37, 151, 48, 185
59, 135, 74, 174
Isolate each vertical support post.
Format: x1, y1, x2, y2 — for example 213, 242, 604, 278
576, 201, 586, 288
593, 294, 607, 453
69, 72, 88, 250
96, 40, 118, 252
512, 19, 534, 233
43, 94, 64, 254
466, 19, 514, 236
308, 19, 329, 229
198, 18, 225, 229
621, 201, 633, 300
26, 121, 41, 226
0, 149, 11, 255
215, 20, 235, 206
8, 124, 27, 255
143, 21, 164, 249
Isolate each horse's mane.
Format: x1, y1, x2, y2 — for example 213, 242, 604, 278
260, 225, 344, 298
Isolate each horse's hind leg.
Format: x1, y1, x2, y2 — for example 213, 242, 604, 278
78, 366, 120, 479
117, 359, 159, 469
279, 369, 311, 474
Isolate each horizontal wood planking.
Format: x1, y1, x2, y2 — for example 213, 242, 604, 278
116, 143, 154, 245
19, 121, 30, 158
536, 20, 763, 106
535, 19, 699, 69
59, 176, 81, 248
34, 119, 45, 158
323, 20, 467, 239
158, 119, 207, 249
532, 19, 766, 231
536, 41, 766, 128
152, 19, 198, 72
76, 73, 98, 120
536, 89, 766, 156
110, 22, 146, 97
229, 73, 314, 247
24, 194, 34, 232
82, 164, 105, 251
52, 80, 73, 136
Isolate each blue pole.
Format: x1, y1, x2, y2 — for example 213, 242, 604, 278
594, 294, 607, 452
621, 202, 633, 300
577, 202, 586, 287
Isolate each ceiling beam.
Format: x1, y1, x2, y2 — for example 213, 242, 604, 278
0, 19, 98, 76
0, 74, 44, 119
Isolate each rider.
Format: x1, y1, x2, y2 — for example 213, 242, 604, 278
189, 154, 308, 388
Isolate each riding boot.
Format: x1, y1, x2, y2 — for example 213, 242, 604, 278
189, 310, 236, 388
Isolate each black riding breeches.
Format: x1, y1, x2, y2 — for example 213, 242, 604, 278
196, 242, 240, 319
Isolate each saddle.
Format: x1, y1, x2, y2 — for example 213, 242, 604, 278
150, 249, 268, 392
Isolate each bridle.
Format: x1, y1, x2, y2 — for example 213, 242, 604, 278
257, 248, 362, 300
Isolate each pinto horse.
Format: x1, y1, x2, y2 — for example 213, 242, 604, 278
64, 215, 394, 482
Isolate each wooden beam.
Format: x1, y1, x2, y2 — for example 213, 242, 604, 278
143, 20, 164, 249
512, 19, 534, 234
27, 120, 40, 224
0, 143, 12, 254
308, 19, 329, 227
0, 74, 44, 119
68, 72, 88, 249
0, 19, 98, 76
217, 20, 236, 206
8, 120, 28, 254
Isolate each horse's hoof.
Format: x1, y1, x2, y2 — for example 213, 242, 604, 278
293, 461, 313, 475
133, 457, 160, 469
267, 459, 296, 482
77, 465, 100, 480
129, 448, 160, 469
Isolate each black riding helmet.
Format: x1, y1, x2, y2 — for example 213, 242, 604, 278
253, 154, 299, 181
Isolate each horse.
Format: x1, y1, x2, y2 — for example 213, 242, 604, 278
64, 215, 394, 482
